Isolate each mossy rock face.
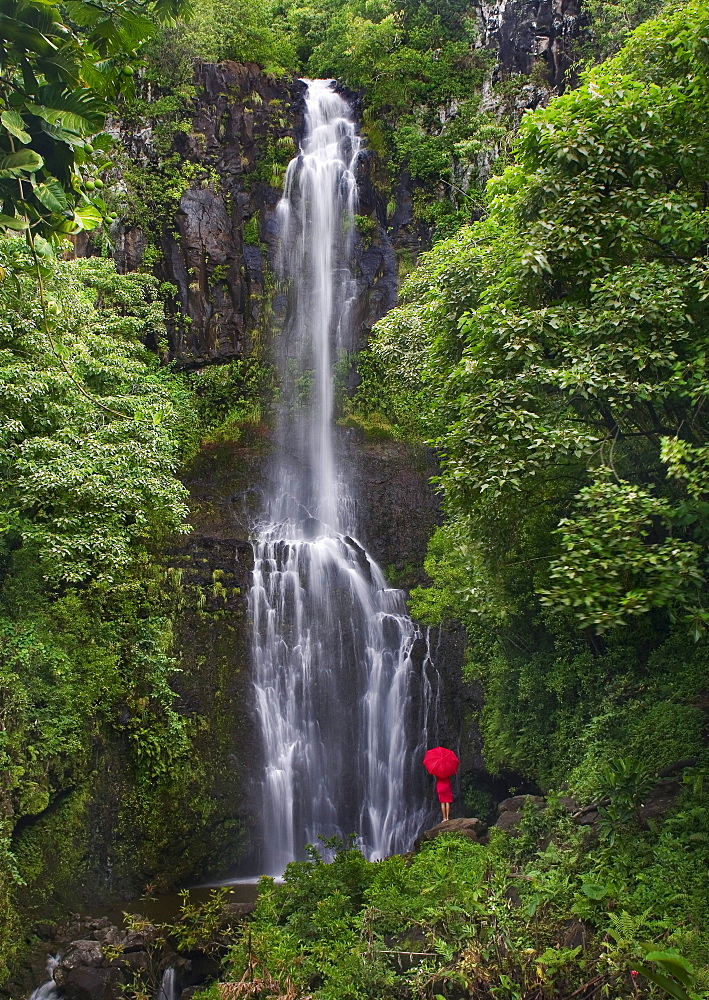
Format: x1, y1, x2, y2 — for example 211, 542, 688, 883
1, 485, 258, 990
165, 519, 258, 870
13, 788, 93, 913
182, 439, 270, 540
115, 63, 306, 368
18, 783, 50, 816
338, 427, 440, 584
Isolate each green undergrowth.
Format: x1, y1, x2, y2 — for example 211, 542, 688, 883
336, 410, 406, 443
216, 787, 709, 1000
187, 359, 275, 447
0, 239, 240, 981
361, 0, 709, 792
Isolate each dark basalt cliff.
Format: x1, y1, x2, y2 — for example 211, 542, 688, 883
114, 61, 398, 368
112, 0, 583, 368
478, 0, 582, 93
116, 61, 304, 366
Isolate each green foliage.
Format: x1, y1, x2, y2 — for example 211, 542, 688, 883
188, 358, 273, 445
578, 0, 667, 65
171, 887, 234, 955
363, 2, 709, 792
220, 793, 709, 1000
0, 239, 191, 584
0, 0, 188, 241
186, 0, 296, 73
372, 0, 709, 627
630, 940, 709, 1000
243, 215, 261, 247
595, 757, 656, 844
0, 233, 217, 980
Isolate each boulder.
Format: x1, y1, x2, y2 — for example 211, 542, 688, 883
93, 926, 125, 948
51, 924, 165, 1000
415, 816, 488, 849
120, 925, 161, 951
61, 966, 122, 1000
495, 810, 525, 835
54, 941, 121, 1000
54, 941, 104, 979
494, 795, 547, 836
557, 796, 578, 813
497, 794, 545, 815
573, 808, 599, 827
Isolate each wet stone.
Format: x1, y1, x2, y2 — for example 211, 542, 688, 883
414, 816, 488, 850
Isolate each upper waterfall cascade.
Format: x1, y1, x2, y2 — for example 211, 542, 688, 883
249, 80, 439, 875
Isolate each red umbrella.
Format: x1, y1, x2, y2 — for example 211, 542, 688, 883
423, 746, 459, 778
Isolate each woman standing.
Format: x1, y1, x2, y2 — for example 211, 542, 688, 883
436, 775, 453, 822
423, 746, 459, 824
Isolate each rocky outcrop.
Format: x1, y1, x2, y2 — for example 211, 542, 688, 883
494, 794, 548, 835
415, 816, 489, 849
26, 906, 255, 1000
340, 432, 440, 580
114, 62, 304, 366
569, 779, 685, 829
477, 0, 583, 92
108, 0, 586, 365
112, 62, 399, 368
493, 773, 688, 838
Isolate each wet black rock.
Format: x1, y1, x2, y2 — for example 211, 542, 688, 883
477, 0, 583, 93
52, 926, 165, 1000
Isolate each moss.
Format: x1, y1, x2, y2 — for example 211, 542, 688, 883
0, 553, 255, 983
337, 411, 404, 442
395, 248, 415, 280
13, 788, 93, 916
243, 214, 261, 246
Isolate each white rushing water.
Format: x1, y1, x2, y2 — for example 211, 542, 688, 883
250, 80, 439, 875
156, 967, 179, 1000
29, 955, 62, 1000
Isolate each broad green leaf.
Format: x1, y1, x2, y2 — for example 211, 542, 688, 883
34, 177, 68, 212
39, 119, 85, 146
630, 963, 691, 1000
73, 203, 103, 230
644, 951, 694, 988
0, 149, 44, 176
63, 1, 104, 28
29, 84, 106, 134
1, 110, 31, 143
0, 213, 29, 230
580, 881, 608, 899
0, 11, 57, 55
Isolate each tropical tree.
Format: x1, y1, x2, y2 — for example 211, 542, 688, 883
0, 0, 189, 242
368, 0, 709, 633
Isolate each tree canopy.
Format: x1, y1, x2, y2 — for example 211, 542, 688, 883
368, 0, 709, 632
354, 0, 709, 796
0, 0, 188, 241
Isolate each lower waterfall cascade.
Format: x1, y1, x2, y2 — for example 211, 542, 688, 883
248, 79, 441, 875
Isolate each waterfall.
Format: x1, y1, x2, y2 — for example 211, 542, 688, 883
156, 967, 179, 1000
29, 955, 62, 1000
249, 80, 439, 875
